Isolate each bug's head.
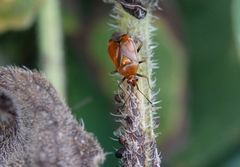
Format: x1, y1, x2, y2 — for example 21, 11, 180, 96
110, 32, 124, 42
127, 75, 138, 87
110, 32, 131, 44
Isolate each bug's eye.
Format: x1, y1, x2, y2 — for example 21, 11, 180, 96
136, 78, 139, 82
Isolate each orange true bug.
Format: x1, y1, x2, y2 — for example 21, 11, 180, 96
108, 32, 152, 104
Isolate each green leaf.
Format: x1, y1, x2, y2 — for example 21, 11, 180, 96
232, 0, 240, 61
0, 0, 42, 33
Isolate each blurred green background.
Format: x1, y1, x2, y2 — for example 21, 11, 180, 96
0, 0, 240, 167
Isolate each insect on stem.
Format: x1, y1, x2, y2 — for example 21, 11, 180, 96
105, 0, 161, 166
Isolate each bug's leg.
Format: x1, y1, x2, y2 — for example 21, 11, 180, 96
136, 84, 152, 105
137, 41, 143, 53
136, 73, 152, 90
134, 37, 143, 52
117, 77, 131, 109
121, 92, 131, 109
138, 60, 146, 64
118, 77, 126, 92
110, 69, 118, 76
119, 77, 126, 85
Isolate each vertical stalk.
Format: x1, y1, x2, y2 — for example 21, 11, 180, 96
37, 0, 66, 98
107, 1, 161, 166
232, 0, 240, 61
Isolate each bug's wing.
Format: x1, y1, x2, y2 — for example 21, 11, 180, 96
120, 40, 139, 63
108, 40, 121, 68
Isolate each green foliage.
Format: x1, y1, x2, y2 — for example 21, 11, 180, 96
169, 0, 240, 166
153, 20, 187, 144
232, 0, 240, 61
0, 0, 42, 32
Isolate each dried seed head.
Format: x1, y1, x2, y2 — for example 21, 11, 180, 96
0, 92, 16, 131
115, 147, 126, 158
0, 67, 105, 167
124, 116, 133, 125
118, 136, 127, 145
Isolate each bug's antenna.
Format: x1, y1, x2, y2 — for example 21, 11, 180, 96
117, 78, 131, 109
121, 92, 131, 109
118, 77, 126, 91
136, 84, 152, 105
136, 73, 152, 91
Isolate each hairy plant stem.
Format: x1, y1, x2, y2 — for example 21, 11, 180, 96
37, 0, 66, 98
107, 1, 161, 166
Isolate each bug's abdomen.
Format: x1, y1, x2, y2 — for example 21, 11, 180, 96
118, 63, 138, 77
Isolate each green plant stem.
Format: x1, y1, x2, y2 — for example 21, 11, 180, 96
108, 1, 161, 167
232, 0, 240, 61
37, 0, 66, 98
